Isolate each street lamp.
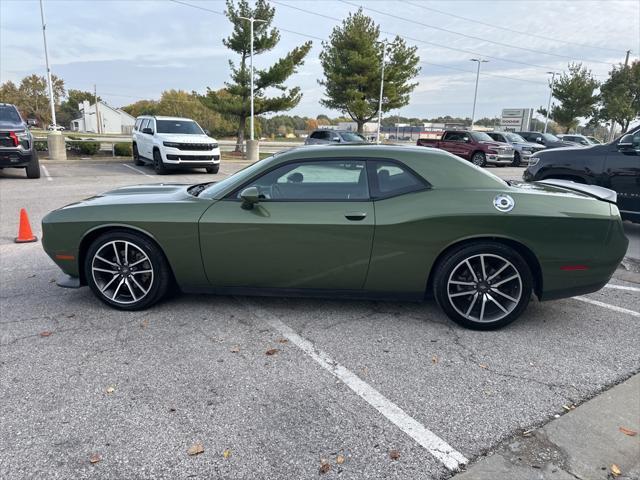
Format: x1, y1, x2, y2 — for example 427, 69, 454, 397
469, 58, 488, 130
238, 15, 266, 161
544, 71, 557, 134
376, 40, 387, 144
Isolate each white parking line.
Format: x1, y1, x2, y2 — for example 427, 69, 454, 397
574, 296, 640, 318
41, 165, 52, 181
605, 284, 640, 293
252, 305, 468, 471
122, 163, 153, 178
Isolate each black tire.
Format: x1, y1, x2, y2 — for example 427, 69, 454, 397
512, 151, 521, 167
433, 242, 533, 330
471, 152, 486, 167
25, 151, 41, 179
206, 165, 219, 174
133, 144, 144, 166
84, 230, 172, 310
153, 149, 168, 175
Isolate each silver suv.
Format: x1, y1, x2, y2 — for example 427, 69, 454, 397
305, 129, 367, 145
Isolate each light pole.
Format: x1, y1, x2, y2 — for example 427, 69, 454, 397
238, 15, 266, 160
376, 40, 387, 144
39, 0, 66, 160
544, 71, 557, 134
469, 58, 488, 130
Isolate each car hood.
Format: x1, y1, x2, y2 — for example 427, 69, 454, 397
155, 134, 217, 143
60, 183, 198, 209
478, 141, 511, 148
513, 141, 544, 149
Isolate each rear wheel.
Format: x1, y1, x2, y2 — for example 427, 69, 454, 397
84, 230, 171, 310
433, 242, 533, 330
512, 151, 521, 167
25, 152, 41, 179
133, 144, 144, 166
471, 152, 486, 167
153, 149, 168, 175
206, 165, 219, 174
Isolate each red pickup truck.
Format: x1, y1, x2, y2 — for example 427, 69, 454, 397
417, 130, 515, 167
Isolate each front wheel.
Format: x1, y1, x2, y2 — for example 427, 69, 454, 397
433, 242, 533, 330
512, 151, 521, 167
25, 152, 41, 179
206, 165, 219, 174
471, 152, 486, 167
84, 230, 172, 310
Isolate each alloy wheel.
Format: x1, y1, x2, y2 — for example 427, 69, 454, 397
447, 253, 522, 323
91, 240, 154, 305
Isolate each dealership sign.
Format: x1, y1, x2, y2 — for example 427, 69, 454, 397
500, 109, 533, 132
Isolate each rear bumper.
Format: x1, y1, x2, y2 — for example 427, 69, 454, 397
0, 148, 34, 167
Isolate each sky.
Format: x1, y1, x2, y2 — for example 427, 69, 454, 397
1, 0, 638, 122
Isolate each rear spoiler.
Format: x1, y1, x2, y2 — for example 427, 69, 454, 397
537, 179, 617, 204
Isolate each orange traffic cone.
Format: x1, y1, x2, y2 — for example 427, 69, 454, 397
15, 208, 37, 243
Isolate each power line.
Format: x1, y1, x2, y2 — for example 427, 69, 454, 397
404, 0, 626, 55
341, 0, 613, 66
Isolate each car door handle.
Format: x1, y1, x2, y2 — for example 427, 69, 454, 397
345, 212, 367, 221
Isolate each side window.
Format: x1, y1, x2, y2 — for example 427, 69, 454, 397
444, 132, 465, 142
140, 119, 149, 131
146, 119, 155, 133
320, 131, 332, 141
134, 119, 140, 131
236, 160, 369, 201
371, 160, 427, 198
310, 131, 322, 139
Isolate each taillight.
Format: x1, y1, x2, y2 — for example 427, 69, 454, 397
9, 131, 19, 146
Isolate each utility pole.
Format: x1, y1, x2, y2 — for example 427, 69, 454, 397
376, 40, 387, 144
624, 49, 631, 66
39, 0, 66, 160
470, 58, 488, 129
238, 15, 266, 161
94, 84, 101, 134
544, 71, 557, 134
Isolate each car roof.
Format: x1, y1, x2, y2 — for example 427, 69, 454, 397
136, 115, 195, 121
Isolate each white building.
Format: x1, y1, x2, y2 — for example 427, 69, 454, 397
71, 100, 136, 134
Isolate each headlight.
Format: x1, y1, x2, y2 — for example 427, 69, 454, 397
163, 141, 180, 148
487, 149, 497, 154
521, 148, 532, 153
528, 156, 540, 166
211, 143, 219, 149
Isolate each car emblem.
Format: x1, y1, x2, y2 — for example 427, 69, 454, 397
493, 194, 515, 212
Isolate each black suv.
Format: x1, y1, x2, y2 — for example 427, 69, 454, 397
516, 131, 578, 150
0, 103, 40, 178
523, 126, 640, 222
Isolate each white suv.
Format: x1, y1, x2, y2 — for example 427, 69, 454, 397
132, 116, 221, 174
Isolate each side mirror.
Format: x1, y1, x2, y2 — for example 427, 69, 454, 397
462, 136, 470, 142
535, 137, 543, 144
204, 129, 211, 136
142, 127, 154, 135
240, 186, 260, 209
617, 134, 639, 154
332, 136, 341, 142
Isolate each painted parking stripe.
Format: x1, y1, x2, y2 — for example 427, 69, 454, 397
574, 296, 640, 318
122, 163, 153, 178
251, 304, 468, 471
605, 284, 640, 293
41, 165, 52, 181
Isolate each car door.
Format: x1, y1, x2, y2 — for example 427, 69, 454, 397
138, 119, 150, 158
199, 159, 375, 290
441, 131, 464, 158
605, 131, 640, 216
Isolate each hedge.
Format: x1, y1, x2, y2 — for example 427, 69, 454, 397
113, 142, 133, 157
67, 141, 100, 155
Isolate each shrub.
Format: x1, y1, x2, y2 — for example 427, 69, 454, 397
34, 140, 48, 151
113, 142, 132, 157
67, 140, 100, 155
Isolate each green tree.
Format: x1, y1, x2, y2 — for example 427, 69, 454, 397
0, 81, 20, 105
121, 99, 160, 117
598, 60, 640, 133
537, 63, 599, 133
205, 0, 312, 151
17, 74, 65, 125
319, 9, 420, 133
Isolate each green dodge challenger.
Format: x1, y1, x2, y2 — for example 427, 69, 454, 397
42, 145, 628, 330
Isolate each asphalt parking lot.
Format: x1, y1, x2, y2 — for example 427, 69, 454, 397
1, 160, 639, 479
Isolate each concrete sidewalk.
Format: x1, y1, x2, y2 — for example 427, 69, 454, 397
455, 374, 640, 479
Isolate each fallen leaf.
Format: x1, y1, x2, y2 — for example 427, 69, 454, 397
230, 346, 240, 353
222, 449, 231, 459
265, 348, 279, 356
336, 454, 346, 464
39, 331, 52, 337
389, 449, 401, 460
432, 355, 438, 364
319, 461, 331, 474
562, 405, 574, 412
479, 364, 488, 369
522, 429, 533, 437
89, 453, 102, 464
619, 426, 638, 436
66, 313, 75, 318
140, 319, 149, 328
187, 443, 204, 456
611, 464, 622, 477
105, 386, 115, 394
277, 338, 288, 344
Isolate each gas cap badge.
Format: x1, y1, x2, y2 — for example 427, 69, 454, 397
493, 194, 515, 212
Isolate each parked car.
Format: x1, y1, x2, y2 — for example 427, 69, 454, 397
586, 136, 602, 144
557, 134, 597, 146
417, 130, 514, 167
132, 115, 221, 174
305, 129, 367, 145
42, 145, 627, 330
486, 131, 545, 166
0, 103, 40, 178
516, 131, 578, 149
47, 124, 65, 131
524, 126, 640, 222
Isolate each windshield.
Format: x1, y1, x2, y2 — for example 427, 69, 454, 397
471, 132, 494, 142
505, 133, 526, 142
0, 105, 22, 123
156, 119, 203, 134
339, 132, 366, 142
542, 133, 560, 142
199, 156, 275, 198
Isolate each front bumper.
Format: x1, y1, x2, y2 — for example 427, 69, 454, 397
486, 153, 514, 164
0, 148, 34, 167
161, 147, 221, 166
